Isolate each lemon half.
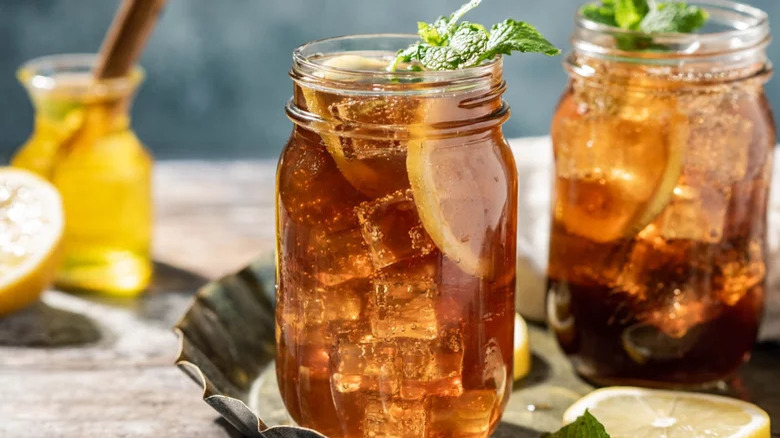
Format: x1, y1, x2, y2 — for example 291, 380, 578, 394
513, 313, 531, 381
0, 168, 64, 315
563, 387, 771, 438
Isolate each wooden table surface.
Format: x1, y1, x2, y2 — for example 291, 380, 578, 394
1, 158, 779, 437
0, 161, 277, 437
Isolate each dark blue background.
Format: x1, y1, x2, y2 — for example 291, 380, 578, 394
0, 0, 777, 160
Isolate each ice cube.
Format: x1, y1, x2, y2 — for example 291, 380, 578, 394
682, 95, 752, 186
370, 259, 439, 340
330, 337, 400, 395
288, 227, 374, 287
656, 184, 730, 243
621, 322, 704, 364
278, 130, 366, 232
616, 232, 720, 337
547, 224, 630, 287
399, 326, 464, 399
355, 189, 435, 269
330, 96, 422, 126
717, 239, 765, 306
482, 339, 507, 402
428, 390, 497, 438
304, 278, 369, 325
363, 396, 427, 438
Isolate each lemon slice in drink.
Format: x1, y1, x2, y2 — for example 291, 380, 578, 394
513, 313, 531, 381
299, 55, 399, 197
563, 387, 771, 438
0, 168, 64, 315
551, 95, 688, 243
407, 135, 512, 278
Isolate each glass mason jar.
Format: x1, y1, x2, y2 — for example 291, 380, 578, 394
548, 1, 775, 387
276, 35, 517, 437
13, 54, 153, 296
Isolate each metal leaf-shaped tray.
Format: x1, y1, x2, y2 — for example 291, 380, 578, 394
174, 258, 326, 438
173, 257, 604, 438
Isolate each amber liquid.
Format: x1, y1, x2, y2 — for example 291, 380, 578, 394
548, 74, 775, 387
276, 58, 516, 438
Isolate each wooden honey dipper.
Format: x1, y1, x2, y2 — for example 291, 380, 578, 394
94, 0, 167, 80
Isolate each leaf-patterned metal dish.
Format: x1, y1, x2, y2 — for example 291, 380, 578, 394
173, 256, 600, 438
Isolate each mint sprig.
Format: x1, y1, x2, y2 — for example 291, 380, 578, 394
542, 410, 611, 438
391, 0, 560, 71
582, 0, 708, 37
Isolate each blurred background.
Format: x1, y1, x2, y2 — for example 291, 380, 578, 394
0, 0, 777, 161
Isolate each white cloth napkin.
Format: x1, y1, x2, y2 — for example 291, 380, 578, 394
509, 137, 780, 341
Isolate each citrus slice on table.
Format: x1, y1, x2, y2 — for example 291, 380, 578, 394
0, 168, 64, 315
551, 94, 688, 243
513, 313, 531, 381
563, 387, 771, 438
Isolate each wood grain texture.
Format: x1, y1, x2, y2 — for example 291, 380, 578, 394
0, 160, 275, 437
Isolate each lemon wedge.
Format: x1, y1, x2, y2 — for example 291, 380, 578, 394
563, 387, 771, 438
299, 55, 397, 197
406, 135, 511, 278
0, 168, 64, 315
551, 95, 688, 243
513, 313, 531, 381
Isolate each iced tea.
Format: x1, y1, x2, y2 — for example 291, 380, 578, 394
276, 36, 517, 437
548, 2, 774, 387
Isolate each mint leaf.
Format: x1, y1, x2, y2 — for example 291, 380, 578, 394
582, 2, 618, 27
420, 46, 463, 70
418, 22, 445, 46
614, 0, 649, 30
579, 0, 708, 51
391, 0, 559, 71
542, 410, 611, 438
640, 3, 709, 33
446, 0, 483, 33
450, 22, 490, 65
479, 19, 561, 63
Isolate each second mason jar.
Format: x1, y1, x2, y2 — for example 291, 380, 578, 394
276, 35, 518, 437
548, 1, 775, 387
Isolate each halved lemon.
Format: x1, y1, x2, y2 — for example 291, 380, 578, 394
551, 93, 688, 243
513, 313, 531, 381
563, 387, 770, 438
0, 168, 64, 315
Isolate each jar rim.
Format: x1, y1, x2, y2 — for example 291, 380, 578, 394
291, 34, 502, 94
18, 53, 144, 96
574, 0, 770, 61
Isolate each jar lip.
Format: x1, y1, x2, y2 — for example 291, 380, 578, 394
292, 33, 502, 88
574, 0, 770, 59
18, 53, 144, 95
